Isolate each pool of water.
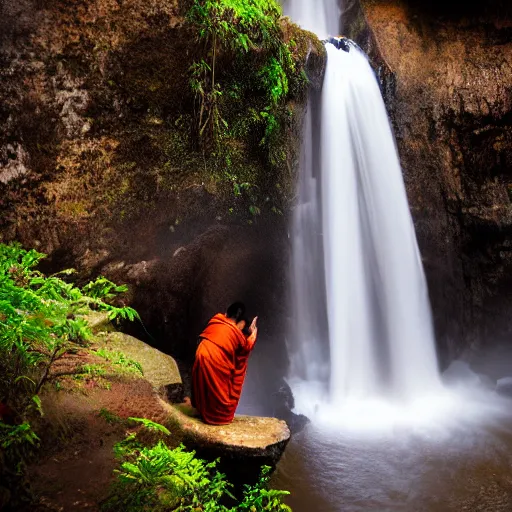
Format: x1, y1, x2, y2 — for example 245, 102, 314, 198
271, 387, 512, 512
238, 346, 512, 511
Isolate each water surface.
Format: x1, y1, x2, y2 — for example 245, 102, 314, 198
272, 386, 512, 511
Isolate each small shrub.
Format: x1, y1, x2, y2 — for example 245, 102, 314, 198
0, 422, 40, 475
0, 421, 40, 508
103, 420, 291, 511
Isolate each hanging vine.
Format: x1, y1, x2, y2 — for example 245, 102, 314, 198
187, 0, 302, 153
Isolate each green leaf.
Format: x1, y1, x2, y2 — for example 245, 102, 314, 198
128, 418, 171, 435
32, 395, 44, 417
14, 375, 36, 386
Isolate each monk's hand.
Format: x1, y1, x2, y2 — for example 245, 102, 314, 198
250, 316, 258, 334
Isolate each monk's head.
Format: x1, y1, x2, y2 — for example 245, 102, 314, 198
226, 302, 245, 323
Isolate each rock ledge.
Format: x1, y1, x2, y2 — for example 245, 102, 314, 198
166, 404, 290, 467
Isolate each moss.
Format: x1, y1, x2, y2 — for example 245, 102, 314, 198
96, 332, 182, 391
55, 201, 90, 219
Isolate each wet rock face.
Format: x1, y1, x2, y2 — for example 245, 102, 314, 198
399, 0, 512, 19
349, 0, 512, 362
0, 0, 188, 256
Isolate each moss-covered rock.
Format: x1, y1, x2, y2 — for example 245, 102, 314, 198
96, 331, 183, 402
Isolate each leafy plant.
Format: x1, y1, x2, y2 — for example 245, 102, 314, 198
0, 421, 41, 508
128, 418, 171, 435
81, 277, 139, 321
187, 0, 299, 153
103, 420, 291, 511
0, 242, 139, 419
0, 242, 140, 508
0, 422, 40, 475
238, 466, 290, 511
184, 0, 310, 219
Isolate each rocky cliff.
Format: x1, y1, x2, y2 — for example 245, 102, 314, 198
2, 0, 511, 373
0, 0, 311, 256
0, 0, 323, 382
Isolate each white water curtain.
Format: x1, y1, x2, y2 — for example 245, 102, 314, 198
282, 0, 340, 38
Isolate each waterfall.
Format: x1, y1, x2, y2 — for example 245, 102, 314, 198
289, 98, 330, 384
321, 44, 440, 402
286, 2, 441, 415
282, 0, 339, 38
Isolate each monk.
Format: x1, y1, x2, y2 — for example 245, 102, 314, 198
191, 302, 258, 425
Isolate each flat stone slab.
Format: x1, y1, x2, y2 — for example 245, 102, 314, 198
97, 332, 183, 402
166, 404, 290, 466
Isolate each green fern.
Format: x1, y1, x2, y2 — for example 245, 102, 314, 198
128, 417, 171, 435
103, 423, 292, 511
0, 242, 139, 419
0, 242, 142, 510
0, 421, 40, 475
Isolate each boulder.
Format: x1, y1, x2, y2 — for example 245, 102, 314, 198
83, 311, 112, 334
165, 403, 290, 476
442, 360, 481, 386
96, 332, 183, 403
442, 360, 496, 390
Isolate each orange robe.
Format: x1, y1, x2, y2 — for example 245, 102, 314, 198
192, 313, 256, 425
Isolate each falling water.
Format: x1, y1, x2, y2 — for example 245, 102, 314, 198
282, 0, 339, 38
285, 0, 338, 386
286, 1, 441, 416
276, 4, 512, 510
321, 43, 441, 402
288, 95, 330, 384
